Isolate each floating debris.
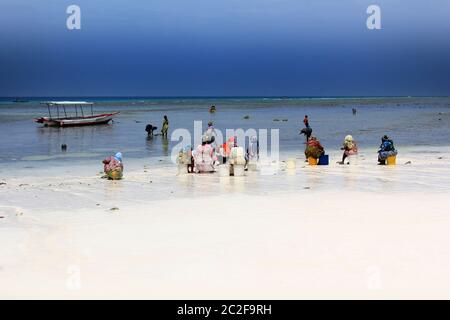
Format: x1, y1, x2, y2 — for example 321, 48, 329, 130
110, 207, 119, 211
404, 161, 412, 165
243, 115, 250, 120
0, 182, 6, 186
273, 119, 280, 122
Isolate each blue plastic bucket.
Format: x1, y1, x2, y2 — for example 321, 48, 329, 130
318, 154, 329, 165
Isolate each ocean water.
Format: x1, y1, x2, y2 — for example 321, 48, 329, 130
0, 97, 449, 167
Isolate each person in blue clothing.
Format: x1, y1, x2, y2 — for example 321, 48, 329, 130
378, 135, 398, 165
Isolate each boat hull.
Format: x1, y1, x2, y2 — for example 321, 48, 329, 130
35, 112, 119, 127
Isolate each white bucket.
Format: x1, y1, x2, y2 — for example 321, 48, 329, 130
233, 164, 245, 177
286, 158, 296, 169
218, 165, 230, 177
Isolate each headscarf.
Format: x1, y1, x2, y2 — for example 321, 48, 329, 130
344, 135, 356, 150
114, 152, 123, 162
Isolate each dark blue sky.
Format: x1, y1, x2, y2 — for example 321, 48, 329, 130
1, 0, 449, 97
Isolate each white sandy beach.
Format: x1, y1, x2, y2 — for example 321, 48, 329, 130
1, 147, 450, 299
1, 0, 449, 301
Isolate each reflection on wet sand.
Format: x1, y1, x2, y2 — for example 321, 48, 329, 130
104, 180, 124, 201
304, 167, 323, 189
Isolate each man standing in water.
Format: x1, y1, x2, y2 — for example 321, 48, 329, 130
300, 115, 312, 142
303, 115, 310, 128
161, 115, 169, 138
204, 121, 217, 146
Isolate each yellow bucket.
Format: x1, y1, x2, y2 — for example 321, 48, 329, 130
308, 157, 318, 166
386, 156, 396, 165
108, 170, 123, 180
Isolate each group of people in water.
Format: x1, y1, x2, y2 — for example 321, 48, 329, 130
300, 114, 397, 165
176, 121, 259, 175
101, 112, 398, 180
145, 115, 169, 138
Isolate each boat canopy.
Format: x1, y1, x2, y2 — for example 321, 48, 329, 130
41, 101, 94, 106
40, 101, 95, 119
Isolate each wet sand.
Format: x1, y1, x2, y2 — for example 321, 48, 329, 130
1, 147, 450, 299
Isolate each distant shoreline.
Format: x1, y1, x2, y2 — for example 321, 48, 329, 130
1, 95, 450, 100
1, 96, 449, 108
